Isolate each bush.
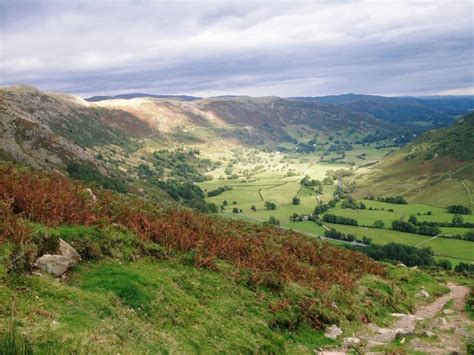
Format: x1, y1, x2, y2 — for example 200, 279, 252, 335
373, 220, 385, 229
264, 201, 277, 210
454, 262, 474, 274
292, 197, 301, 205
232, 207, 239, 214
452, 214, 464, 227
436, 259, 452, 270
264, 216, 280, 226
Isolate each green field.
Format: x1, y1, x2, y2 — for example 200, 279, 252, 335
323, 223, 474, 265
199, 150, 344, 224
199, 147, 474, 267
325, 200, 474, 228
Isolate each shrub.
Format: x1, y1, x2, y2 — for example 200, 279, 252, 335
452, 214, 464, 227
292, 197, 301, 205
454, 262, 474, 274
264, 216, 280, 226
436, 259, 452, 270
373, 220, 385, 229
264, 201, 277, 210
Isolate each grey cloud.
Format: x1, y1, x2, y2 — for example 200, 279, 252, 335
0, 0, 472, 97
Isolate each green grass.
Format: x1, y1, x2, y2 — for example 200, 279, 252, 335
0, 257, 334, 353
327, 200, 474, 227
439, 227, 473, 236
323, 223, 474, 265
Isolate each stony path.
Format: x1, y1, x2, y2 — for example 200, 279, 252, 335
320, 283, 472, 354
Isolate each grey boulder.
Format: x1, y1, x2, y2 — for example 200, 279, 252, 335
59, 238, 82, 263
34, 255, 76, 276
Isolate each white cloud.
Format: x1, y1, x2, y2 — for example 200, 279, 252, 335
0, 0, 472, 96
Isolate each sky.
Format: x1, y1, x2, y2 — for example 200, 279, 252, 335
0, 0, 473, 97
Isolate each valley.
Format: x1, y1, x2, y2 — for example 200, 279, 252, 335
0, 86, 473, 353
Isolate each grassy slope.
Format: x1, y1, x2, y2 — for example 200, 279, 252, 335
0, 164, 455, 353
0, 242, 450, 354
354, 113, 474, 207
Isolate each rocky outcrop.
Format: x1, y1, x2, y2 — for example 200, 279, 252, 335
34, 255, 77, 276
324, 325, 343, 340
34, 239, 81, 276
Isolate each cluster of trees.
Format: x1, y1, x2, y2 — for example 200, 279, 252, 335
442, 230, 474, 242
324, 228, 372, 245
374, 196, 408, 204
207, 186, 233, 197
322, 214, 358, 226
66, 162, 127, 193
391, 219, 440, 236
300, 176, 323, 194
340, 196, 366, 210
447, 205, 472, 215
265, 201, 277, 210
325, 169, 353, 180
454, 262, 474, 274
289, 213, 314, 222
151, 149, 215, 183
314, 200, 337, 214
155, 180, 217, 213
352, 241, 472, 273
350, 243, 436, 267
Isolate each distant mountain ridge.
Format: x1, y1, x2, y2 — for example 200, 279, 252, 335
86, 93, 201, 102
291, 94, 474, 127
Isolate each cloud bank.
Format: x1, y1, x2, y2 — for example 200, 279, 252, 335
0, 0, 473, 97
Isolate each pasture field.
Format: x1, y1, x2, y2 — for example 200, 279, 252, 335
323, 223, 474, 265
439, 227, 473, 236
199, 146, 473, 267
324, 200, 474, 228
199, 149, 344, 225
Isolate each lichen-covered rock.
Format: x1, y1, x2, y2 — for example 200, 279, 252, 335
324, 325, 343, 339
59, 238, 81, 263
34, 255, 76, 276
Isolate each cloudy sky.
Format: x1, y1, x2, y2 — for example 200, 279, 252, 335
0, 0, 473, 97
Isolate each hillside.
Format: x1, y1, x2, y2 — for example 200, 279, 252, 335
0, 86, 404, 209
1, 163, 465, 353
293, 94, 474, 127
353, 113, 474, 207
